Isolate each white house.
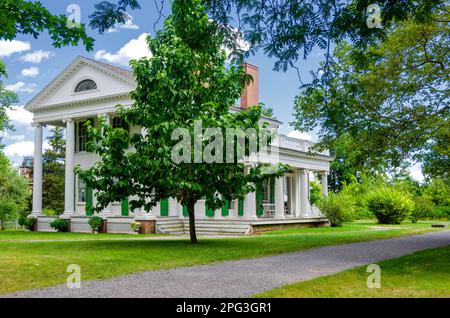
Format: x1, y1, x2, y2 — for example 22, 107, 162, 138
26, 56, 333, 235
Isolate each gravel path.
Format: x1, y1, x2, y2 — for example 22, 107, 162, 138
5, 230, 450, 298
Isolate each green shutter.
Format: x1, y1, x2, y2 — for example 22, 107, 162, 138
182, 205, 188, 217
73, 174, 76, 211
121, 198, 129, 216
270, 177, 275, 204
256, 181, 264, 216
238, 198, 244, 216
160, 198, 169, 216
85, 187, 93, 216
205, 202, 214, 217
221, 199, 230, 217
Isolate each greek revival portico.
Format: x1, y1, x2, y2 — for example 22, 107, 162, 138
26, 56, 332, 235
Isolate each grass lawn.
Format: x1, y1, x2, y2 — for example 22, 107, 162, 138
0, 230, 161, 242
0, 221, 446, 295
254, 245, 450, 298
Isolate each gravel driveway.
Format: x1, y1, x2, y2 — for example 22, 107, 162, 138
5, 230, 450, 298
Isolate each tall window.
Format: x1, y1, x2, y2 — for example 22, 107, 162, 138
75, 79, 97, 93
77, 177, 86, 203
77, 121, 88, 152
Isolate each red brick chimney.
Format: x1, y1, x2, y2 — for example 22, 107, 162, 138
240, 63, 259, 108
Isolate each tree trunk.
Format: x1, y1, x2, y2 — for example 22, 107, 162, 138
188, 200, 197, 244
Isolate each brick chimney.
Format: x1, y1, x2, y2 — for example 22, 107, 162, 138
240, 63, 259, 108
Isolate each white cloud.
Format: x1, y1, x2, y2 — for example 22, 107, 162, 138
4, 141, 34, 157
5, 82, 37, 93
20, 50, 54, 64
0, 131, 25, 142
107, 15, 140, 32
4, 140, 50, 158
0, 40, 31, 57
95, 33, 151, 67
21, 67, 39, 78
6, 106, 33, 126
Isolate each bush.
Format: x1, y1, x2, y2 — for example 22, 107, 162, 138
367, 188, 414, 224
43, 208, 57, 216
130, 221, 141, 233
50, 218, 69, 232
88, 216, 103, 233
410, 197, 435, 223
309, 180, 322, 205
18, 216, 36, 230
317, 193, 354, 227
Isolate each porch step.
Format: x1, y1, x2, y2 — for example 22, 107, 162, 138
156, 218, 251, 236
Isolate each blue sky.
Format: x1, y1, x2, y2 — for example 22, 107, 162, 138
0, 0, 423, 180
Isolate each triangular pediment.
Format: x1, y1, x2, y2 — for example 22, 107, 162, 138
25, 56, 137, 112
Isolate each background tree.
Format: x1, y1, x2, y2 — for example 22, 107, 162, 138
42, 127, 66, 214
293, 7, 449, 174
0, 153, 29, 230
77, 0, 285, 243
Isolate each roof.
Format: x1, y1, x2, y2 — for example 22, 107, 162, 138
80, 56, 135, 82
25, 56, 136, 111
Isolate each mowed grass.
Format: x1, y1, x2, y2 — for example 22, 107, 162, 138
0, 231, 160, 242
254, 245, 450, 298
0, 221, 445, 295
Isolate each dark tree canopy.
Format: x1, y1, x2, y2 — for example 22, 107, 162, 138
88, 0, 446, 73
0, 0, 94, 51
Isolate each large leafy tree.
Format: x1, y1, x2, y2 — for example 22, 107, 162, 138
77, 0, 284, 243
42, 127, 66, 214
293, 7, 449, 173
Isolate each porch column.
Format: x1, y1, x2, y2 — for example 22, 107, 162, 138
244, 190, 257, 219
244, 165, 257, 219
64, 119, 75, 215
320, 171, 328, 197
294, 170, 301, 218
168, 198, 178, 216
299, 169, 309, 218
98, 114, 112, 216
31, 123, 43, 217
274, 176, 285, 219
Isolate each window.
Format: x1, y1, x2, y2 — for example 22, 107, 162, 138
77, 121, 88, 152
111, 116, 129, 131
77, 177, 86, 203
75, 79, 97, 93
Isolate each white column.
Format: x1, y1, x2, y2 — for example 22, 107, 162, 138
64, 119, 75, 215
294, 170, 301, 218
243, 165, 257, 219
31, 123, 43, 217
274, 176, 285, 219
244, 190, 257, 219
168, 197, 178, 216
299, 169, 309, 218
320, 171, 328, 197
98, 114, 112, 216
